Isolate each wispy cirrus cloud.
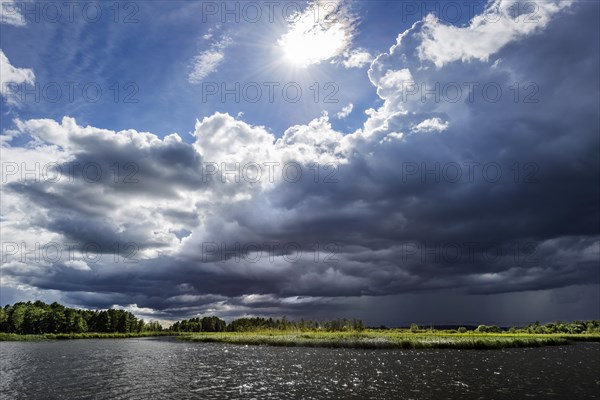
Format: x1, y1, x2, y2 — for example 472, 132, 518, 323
336, 103, 353, 119
188, 35, 232, 83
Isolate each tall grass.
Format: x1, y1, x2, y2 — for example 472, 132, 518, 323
3, 330, 598, 349
176, 330, 596, 350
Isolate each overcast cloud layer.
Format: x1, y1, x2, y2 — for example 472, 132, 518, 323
1, 0, 598, 325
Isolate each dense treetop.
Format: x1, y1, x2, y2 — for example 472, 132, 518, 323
0, 301, 159, 334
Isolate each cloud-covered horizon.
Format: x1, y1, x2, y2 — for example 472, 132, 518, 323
1, 0, 598, 325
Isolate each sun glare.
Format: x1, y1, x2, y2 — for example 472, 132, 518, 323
278, 7, 352, 68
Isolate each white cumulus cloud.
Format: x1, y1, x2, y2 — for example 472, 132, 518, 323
411, 117, 449, 133
417, 0, 575, 68
0, 49, 35, 103
342, 48, 373, 68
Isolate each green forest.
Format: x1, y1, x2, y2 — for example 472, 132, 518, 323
0, 301, 367, 334
0, 301, 161, 334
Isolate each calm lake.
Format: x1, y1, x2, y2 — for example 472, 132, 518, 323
1, 338, 599, 399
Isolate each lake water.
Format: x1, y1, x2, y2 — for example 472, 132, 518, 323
1, 338, 598, 399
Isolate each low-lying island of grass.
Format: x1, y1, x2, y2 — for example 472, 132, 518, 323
177, 330, 600, 350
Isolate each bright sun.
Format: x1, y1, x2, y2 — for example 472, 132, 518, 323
278, 7, 351, 68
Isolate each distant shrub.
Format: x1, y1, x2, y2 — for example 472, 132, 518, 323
458, 327, 467, 333
476, 325, 502, 333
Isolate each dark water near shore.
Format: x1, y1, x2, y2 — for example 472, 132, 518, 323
1, 338, 599, 399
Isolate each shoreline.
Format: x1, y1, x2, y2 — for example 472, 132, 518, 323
4, 331, 599, 350
0, 332, 177, 341
176, 331, 600, 350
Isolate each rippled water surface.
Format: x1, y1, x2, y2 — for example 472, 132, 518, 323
1, 338, 599, 399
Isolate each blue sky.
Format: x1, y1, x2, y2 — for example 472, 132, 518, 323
1, 1, 484, 136
1, 1, 598, 325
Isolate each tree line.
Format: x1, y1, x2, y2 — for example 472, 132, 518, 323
0, 301, 162, 334
0, 301, 366, 334
469, 321, 599, 334
510, 320, 600, 334
2, 301, 598, 335
170, 316, 365, 332
407, 321, 600, 334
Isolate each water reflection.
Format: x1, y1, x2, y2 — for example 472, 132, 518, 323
1, 339, 598, 399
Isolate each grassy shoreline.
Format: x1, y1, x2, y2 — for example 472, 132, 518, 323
0, 332, 176, 341
3, 330, 599, 350
177, 331, 600, 350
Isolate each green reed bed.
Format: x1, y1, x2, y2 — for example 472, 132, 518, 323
177, 330, 595, 350
3, 330, 598, 347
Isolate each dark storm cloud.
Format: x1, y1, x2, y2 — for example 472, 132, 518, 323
2, 1, 598, 323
